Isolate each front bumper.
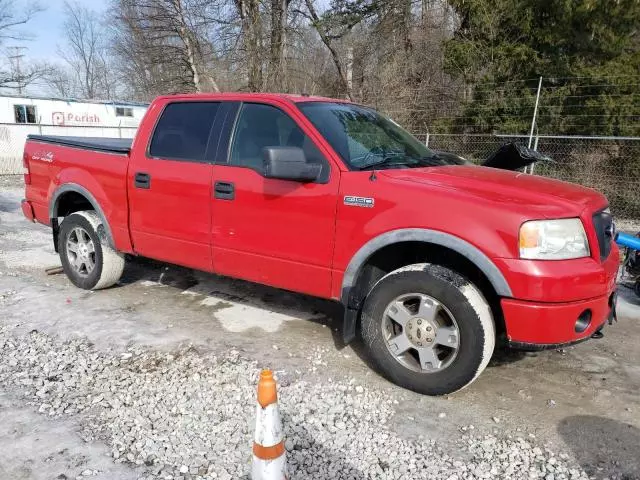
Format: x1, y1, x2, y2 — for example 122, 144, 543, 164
502, 291, 616, 349
499, 244, 619, 349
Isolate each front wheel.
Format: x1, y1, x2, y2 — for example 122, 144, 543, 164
58, 211, 125, 290
359, 263, 495, 395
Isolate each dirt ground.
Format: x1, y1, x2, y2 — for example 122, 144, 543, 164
1, 175, 639, 479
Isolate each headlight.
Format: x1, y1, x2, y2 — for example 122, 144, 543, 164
519, 218, 590, 260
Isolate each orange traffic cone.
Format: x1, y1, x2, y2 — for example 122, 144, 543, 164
251, 369, 287, 480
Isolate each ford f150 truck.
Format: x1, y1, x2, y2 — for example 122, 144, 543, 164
21, 93, 619, 395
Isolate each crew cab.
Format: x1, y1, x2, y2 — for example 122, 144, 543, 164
21, 93, 619, 395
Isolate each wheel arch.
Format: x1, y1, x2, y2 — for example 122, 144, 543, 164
49, 183, 115, 249
340, 228, 512, 343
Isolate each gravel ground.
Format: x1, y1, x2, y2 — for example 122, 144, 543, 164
0, 325, 593, 480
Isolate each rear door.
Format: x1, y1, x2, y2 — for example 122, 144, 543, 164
211, 101, 340, 297
128, 101, 222, 271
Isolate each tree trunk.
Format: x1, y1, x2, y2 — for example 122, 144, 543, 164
346, 47, 353, 94
304, 0, 352, 100
181, 30, 201, 92
268, 0, 288, 90
173, 0, 201, 92
400, 0, 412, 52
236, 0, 263, 91
204, 71, 221, 93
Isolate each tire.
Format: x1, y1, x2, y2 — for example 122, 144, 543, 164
58, 211, 125, 290
359, 263, 495, 395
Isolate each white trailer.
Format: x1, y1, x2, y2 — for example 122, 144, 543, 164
0, 94, 147, 127
0, 94, 148, 174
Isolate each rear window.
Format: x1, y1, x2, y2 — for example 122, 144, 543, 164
149, 102, 219, 162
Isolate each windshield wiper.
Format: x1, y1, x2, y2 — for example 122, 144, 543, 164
353, 151, 449, 171
414, 153, 447, 167
354, 152, 408, 170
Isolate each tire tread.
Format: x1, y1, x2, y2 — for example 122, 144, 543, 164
359, 263, 495, 395
58, 211, 124, 290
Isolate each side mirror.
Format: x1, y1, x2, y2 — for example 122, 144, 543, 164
263, 146, 322, 182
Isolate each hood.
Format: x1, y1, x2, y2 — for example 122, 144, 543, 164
380, 165, 608, 218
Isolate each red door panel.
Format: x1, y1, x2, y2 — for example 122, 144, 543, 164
128, 161, 213, 270
211, 165, 338, 297
128, 101, 220, 271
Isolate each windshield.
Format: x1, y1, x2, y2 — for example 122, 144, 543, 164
298, 102, 459, 170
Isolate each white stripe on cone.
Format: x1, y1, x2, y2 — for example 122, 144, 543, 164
251, 454, 287, 480
252, 401, 287, 479
254, 403, 283, 447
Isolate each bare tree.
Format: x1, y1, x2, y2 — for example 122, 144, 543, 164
97, 0, 458, 133
43, 65, 76, 97
110, 0, 170, 99
0, 0, 42, 42
0, 0, 48, 92
111, 0, 220, 99
303, 0, 352, 100
60, 1, 116, 99
174, 0, 203, 91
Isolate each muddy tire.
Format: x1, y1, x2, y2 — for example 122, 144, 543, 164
359, 263, 495, 395
58, 211, 125, 290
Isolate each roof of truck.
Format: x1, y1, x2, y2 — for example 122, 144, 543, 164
155, 92, 352, 104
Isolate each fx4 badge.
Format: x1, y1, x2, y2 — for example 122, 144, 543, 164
344, 196, 374, 208
32, 151, 54, 163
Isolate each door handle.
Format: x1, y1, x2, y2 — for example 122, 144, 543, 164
214, 181, 234, 200
134, 172, 151, 189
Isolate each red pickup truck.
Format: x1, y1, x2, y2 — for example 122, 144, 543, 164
21, 93, 619, 395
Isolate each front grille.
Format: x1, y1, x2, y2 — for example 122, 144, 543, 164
592, 209, 614, 261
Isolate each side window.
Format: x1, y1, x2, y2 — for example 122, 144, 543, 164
229, 103, 327, 177
116, 107, 133, 117
14, 105, 37, 124
149, 102, 219, 162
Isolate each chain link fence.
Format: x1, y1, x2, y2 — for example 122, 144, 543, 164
0, 123, 137, 174
1, 123, 638, 231
424, 133, 640, 232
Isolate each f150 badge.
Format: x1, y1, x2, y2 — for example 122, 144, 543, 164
344, 196, 374, 208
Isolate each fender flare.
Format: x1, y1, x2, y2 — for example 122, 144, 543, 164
339, 228, 512, 343
49, 183, 115, 248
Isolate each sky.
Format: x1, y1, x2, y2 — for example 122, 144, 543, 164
19, 0, 110, 63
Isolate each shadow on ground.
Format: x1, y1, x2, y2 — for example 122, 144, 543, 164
488, 347, 530, 367
558, 415, 640, 479
617, 280, 640, 307
282, 421, 367, 480
119, 256, 348, 348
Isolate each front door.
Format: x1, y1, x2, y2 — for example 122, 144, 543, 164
128, 101, 221, 271
211, 102, 340, 297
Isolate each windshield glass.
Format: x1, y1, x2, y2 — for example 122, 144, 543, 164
298, 102, 459, 170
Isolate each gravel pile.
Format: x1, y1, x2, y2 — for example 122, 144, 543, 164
0, 326, 591, 480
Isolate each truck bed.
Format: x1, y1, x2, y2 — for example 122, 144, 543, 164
27, 135, 132, 154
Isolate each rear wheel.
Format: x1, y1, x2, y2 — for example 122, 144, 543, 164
58, 211, 125, 290
359, 263, 495, 395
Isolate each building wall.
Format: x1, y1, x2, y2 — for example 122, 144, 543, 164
0, 96, 147, 127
